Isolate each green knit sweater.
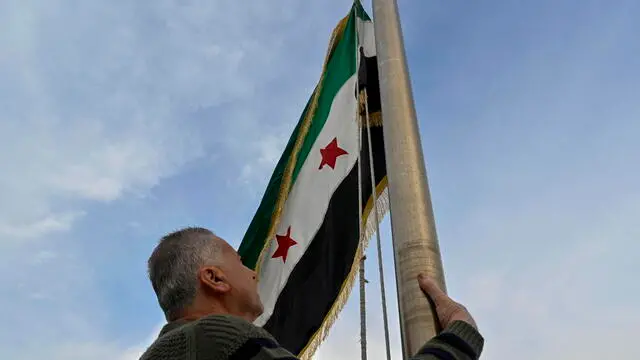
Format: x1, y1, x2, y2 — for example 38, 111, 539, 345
139, 314, 484, 360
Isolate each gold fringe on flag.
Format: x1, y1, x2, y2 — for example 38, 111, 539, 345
358, 90, 383, 127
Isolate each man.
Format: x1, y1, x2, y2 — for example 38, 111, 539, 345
140, 227, 484, 360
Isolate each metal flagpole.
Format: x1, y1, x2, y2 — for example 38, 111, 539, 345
370, 0, 447, 358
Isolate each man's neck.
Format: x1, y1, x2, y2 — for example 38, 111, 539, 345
174, 296, 257, 324
174, 310, 220, 322
176, 308, 256, 324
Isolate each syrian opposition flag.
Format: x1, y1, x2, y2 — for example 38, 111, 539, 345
239, 2, 386, 358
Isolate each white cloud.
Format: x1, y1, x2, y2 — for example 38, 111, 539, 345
0, 0, 352, 358
0, 211, 83, 239
0, 0, 350, 242
238, 133, 289, 187
30, 250, 58, 264
10, 322, 165, 360
0, 1, 209, 243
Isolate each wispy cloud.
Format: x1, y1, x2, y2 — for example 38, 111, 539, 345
2, 0, 639, 359
0, 0, 353, 358
0, 211, 83, 239
11, 322, 165, 360
0, 0, 343, 243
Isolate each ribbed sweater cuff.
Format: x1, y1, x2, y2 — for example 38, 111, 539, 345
442, 321, 484, 358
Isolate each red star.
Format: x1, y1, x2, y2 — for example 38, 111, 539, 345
319, 137, 348, 170
272, 226, 298, 263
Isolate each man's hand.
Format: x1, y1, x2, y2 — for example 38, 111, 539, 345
418, 273, 477, 330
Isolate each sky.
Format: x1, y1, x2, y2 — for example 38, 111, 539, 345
1, 0, 639, 359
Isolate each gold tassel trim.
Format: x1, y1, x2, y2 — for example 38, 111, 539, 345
361, 178, 389, 243
357, 90, 383, 127
360, 111, 383, 127
298, 177, 390, 360
254, 15, 351, 276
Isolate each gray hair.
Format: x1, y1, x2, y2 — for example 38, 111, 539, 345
148, 227, 222, 320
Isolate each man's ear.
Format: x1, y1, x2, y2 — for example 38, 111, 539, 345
198, 266, 231, 294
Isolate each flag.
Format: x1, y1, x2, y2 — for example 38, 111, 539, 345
239, 2, 387, 358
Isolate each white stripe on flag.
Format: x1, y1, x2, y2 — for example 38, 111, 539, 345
358, 18, 376, 57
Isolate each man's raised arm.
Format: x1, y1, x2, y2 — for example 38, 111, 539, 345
408, 275, 484, 360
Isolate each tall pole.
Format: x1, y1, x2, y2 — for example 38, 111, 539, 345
371, 0, 447, 358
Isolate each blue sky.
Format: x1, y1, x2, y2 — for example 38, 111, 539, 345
1, 0, 639, 359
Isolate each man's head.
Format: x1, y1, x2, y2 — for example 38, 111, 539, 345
147, 227, 263, 322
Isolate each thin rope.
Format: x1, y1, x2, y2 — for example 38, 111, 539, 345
358, 230, 367, 360
364, 88, 392, 360
357, 112, 367, 360
357, 87, 368, 360
354, 2, 367, 359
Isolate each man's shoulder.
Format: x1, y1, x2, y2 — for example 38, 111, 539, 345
154, 314, 271, 337
191, 314, 274, 341
141, 315, 278, 360
191, 315, 296, 359
189, 314, 278, 357
139, 321, 191, 360
192, 314, 264, 331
